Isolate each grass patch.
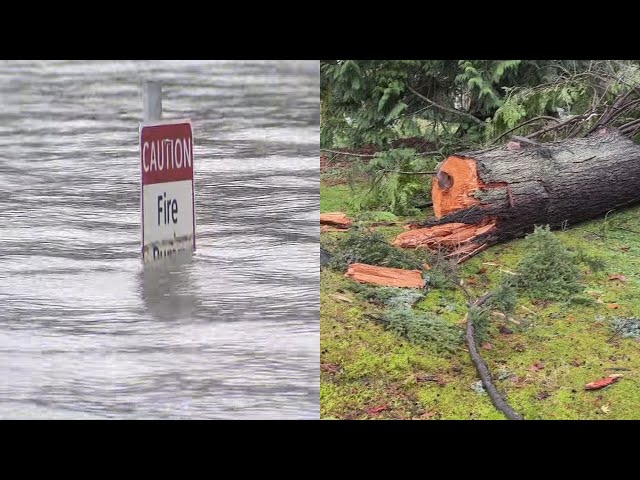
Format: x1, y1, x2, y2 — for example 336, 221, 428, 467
321, 175, 640, 419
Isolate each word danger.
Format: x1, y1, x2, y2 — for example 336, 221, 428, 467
142, 138, 192, 173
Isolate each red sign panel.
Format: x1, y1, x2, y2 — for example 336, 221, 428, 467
140, 122, 193, 185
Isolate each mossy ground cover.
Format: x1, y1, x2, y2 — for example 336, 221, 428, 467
321, 182, 640, 420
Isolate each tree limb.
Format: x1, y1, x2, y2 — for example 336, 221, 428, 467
527, 115, 586, 139
407, 85, 485, 126
465, 300, 524, 420
490, 116, 560, 145
381, 170, 437, 175
321, 148, 375, 158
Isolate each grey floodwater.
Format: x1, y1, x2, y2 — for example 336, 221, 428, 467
0, 60, 320, 419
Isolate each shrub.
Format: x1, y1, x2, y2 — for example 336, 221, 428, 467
610, 317, 640, 339
489, 280, 518, 314
329, 229, 424, 272
385, 307, 462, 353
349, 148, 437, 216
513, 225, 582, 301
469, 306, 491, 344
351, 285, 425, 308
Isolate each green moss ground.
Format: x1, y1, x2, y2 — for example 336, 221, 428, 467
321, 183, 640, 420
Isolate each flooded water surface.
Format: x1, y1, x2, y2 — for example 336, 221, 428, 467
0, 60, 319, 419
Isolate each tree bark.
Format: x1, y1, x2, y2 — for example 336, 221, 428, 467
395, 131, 640, 260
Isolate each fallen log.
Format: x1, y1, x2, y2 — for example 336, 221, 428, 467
398, 130, 640, 260
345, 263, 425, 288
320, 212, 352, 229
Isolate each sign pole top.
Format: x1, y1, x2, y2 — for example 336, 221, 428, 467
143, 81, 162, 122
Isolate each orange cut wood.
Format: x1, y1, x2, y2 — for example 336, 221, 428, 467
320, 212, 352, 229
432, 156, 482, 218
393, 219, 497, 249
345, 263, 425, 288
431, 156, 507, 219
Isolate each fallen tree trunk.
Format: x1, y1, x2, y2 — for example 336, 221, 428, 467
345, 263, 425, 288
398, 130, 640, 260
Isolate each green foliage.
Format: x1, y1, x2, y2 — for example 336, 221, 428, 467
423, 267, 454, 290
329, 229, 423, 272
568, 294, 595, 306
469, 306, 491, 344
513, 226, 583, 301
489, 280, 518, 314
386, 307, 463, 354
456, 60, 521, 113
575, 249, 606, 272
350, 284, 425, 308
322, 60, 640, 150
350, 148, 436, 216
355, 210, 399, 222
610, 317, 640, 339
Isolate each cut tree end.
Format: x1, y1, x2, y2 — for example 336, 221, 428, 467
432, 155, 508, 218
432, 156, 482, 218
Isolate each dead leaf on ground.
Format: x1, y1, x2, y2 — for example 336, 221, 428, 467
530, 362, 544, 372
536, 391, 550, 400
321, 363, 340, 374
601, 404, 611, 414
466, 276, 478, 285
419, 410, 437, 419
477, 267, 487, 274
499, 325, 513, 335
620, 246, 630, 252
416, 374, 446, 387
607, 303, 620, 309
367, 405, 388, 415
423, 263, 432, 270
329, 293, 353, 303
482, 342, 493, 350
585, 375, 622, 390
532, 299, 552, 308
482, 262, 500, 267
608, 274, 628, 282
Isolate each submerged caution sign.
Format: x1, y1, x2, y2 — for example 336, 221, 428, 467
140, 119, 195, 262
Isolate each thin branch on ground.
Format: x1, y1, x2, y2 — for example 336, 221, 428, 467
464, 294, 524, 420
